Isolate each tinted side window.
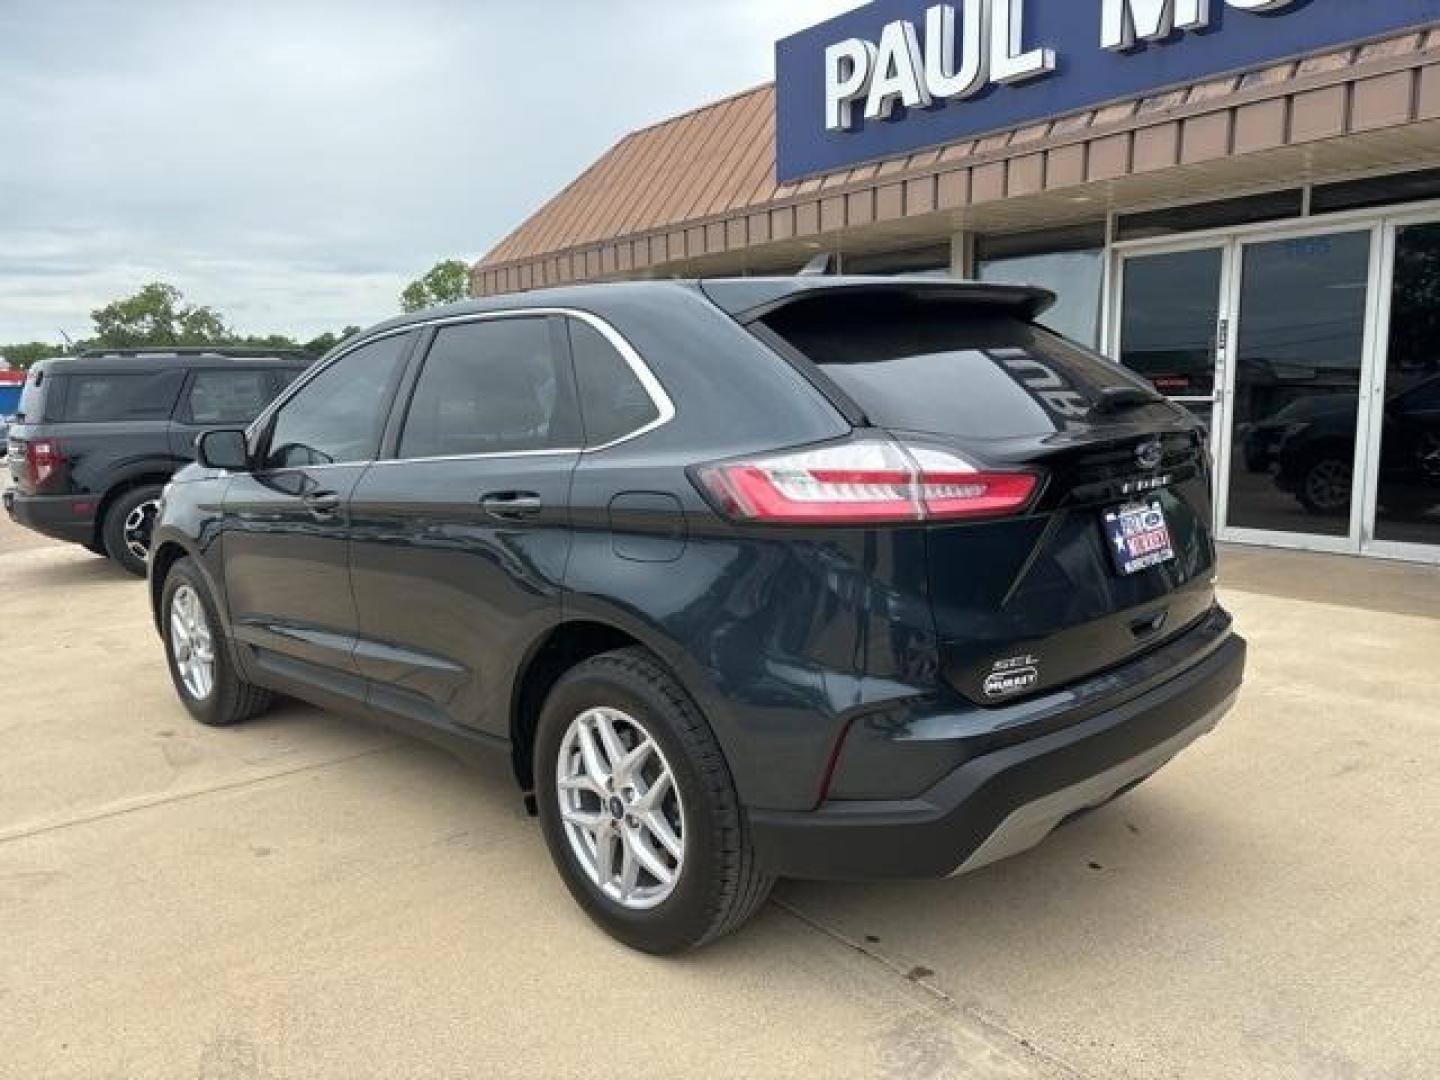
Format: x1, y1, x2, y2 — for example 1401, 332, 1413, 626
62, 370, 185, 422
569, 319, 659, 447
187, 369, 274, 424
398, 318, 579, 459
264, 335, 410, 469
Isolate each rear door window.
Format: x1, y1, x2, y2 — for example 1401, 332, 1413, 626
61, 370, 186, 422
760, 293, 1157, 438
186, 369, 275, 424
398, 318, 579, 459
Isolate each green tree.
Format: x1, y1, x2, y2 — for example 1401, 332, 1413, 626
302, 325, 362, 357
400, 259, 471, 313
90, 283, 231, 347
0, 341, 63, 370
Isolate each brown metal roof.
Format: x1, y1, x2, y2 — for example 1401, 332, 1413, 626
481, 84, 781, 267
474, 29, 1440, 295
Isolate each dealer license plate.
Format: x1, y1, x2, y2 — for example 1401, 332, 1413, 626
1102, 500, 1175, 576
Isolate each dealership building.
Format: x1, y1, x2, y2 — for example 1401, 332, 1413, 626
473, 1, 1440, 565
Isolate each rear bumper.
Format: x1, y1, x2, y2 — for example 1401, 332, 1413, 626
748, 629, 1245, 880
3, 489, 95, 545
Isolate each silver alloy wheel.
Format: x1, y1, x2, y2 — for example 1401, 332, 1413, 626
556, 706, 685, 910
169, 584, 216, 701
123, 499, 160, 562
1305, 460, 1352, 513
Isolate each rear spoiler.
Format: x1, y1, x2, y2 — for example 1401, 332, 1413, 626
698, 276, 1057, 324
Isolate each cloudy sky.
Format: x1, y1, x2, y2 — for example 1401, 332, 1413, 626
0, 0, 861, 344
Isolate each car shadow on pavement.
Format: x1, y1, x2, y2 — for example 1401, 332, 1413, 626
767, 786, 1221, 966
5, 551, 135, 586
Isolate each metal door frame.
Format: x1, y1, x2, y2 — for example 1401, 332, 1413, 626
1110, 220, 1389, 558
1359, 209, 1440, 566
1108, 234, 1240, 535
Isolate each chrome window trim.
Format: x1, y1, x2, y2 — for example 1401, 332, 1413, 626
368, 447, 582, 467
245, 306, 676, 472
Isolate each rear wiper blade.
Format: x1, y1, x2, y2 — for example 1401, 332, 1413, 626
1095, 386, 1164, 414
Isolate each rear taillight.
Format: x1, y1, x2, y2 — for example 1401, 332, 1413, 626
24, 439, 64, 490
694, 436, 1039, 525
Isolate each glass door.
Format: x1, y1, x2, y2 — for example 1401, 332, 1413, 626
1219, 229, 1378, 550
1115, 245, 1228, 434
1362, 217, 1440, 562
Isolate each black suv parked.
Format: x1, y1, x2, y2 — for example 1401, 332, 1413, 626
149, 279, 1246, 953
5, 348, 309, 574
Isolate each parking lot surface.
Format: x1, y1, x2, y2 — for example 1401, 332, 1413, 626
2, 516, 1438, 1079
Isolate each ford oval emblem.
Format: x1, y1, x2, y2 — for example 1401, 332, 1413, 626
1136, 439, 1164, 471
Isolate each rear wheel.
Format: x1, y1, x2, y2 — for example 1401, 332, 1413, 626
535, 648, 773, 953
102, 484, 164, 576
161, 557, 273, 726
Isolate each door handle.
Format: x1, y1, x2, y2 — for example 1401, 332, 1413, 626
1129, 610, 1168, 640
302, 490, 341, 516
481, 491, 542, 521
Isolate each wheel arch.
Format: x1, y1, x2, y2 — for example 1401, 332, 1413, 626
94, 471, 174, 548
148, 535, 229, 639
509, 618, 695, 797
148, 539, 190, 634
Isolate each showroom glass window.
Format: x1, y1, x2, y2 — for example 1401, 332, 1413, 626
842, 242, 953, 278
398, 318, 580, 459
977, 224, 1106, 348
1375, 220, 1440, 547
263, 334, 411, 469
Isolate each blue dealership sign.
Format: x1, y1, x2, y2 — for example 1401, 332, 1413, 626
775, 0, 1440, 183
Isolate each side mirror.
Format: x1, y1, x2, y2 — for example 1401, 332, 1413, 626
196, 429, 251, 472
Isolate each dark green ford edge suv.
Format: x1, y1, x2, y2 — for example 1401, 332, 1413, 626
148, 278, 1246, 953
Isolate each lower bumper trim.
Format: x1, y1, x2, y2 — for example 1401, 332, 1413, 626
4, 491, 94, 545
748, 631, 1245, 881
951, 692, 1231, 875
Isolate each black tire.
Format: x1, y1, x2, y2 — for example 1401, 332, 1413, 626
102, 484, 164, 576
535, 647, 773, 954
160, 557, 273, 727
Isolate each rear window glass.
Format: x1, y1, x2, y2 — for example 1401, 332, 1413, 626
761, 294, 1148, 438
16, 366, 51, 422
60, 370, 185, 422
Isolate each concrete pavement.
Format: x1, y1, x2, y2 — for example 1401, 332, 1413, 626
2, 518, 1437, 1079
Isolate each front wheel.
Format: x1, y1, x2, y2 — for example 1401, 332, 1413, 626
161, 557, 273, 727
535, 648, 773, 954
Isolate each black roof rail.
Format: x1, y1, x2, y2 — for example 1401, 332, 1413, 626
77, 346, 312, 360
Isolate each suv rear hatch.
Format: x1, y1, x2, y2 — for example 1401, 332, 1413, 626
721, 281, 1217, 705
